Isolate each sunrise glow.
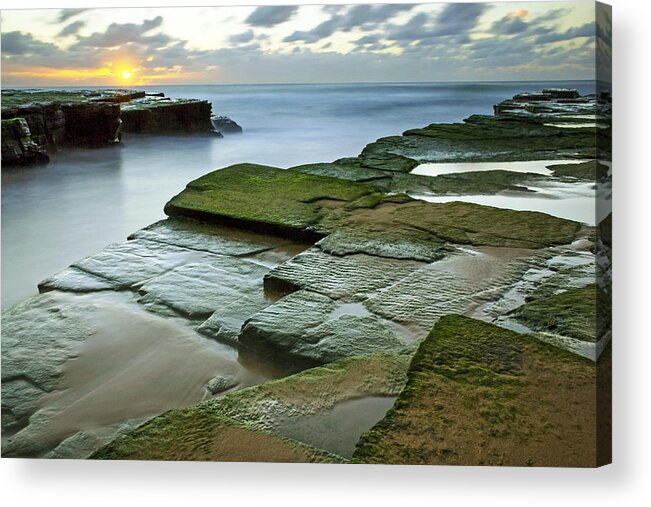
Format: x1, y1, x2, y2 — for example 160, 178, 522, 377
1, 3, 602, 86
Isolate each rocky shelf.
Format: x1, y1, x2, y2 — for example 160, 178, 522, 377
1, 89, 227, 167
1, 89, 611, 464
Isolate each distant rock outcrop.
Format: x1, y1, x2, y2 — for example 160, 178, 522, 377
211, 116, 243, 134
1, 89, 217, 167
120, 99, 215, 134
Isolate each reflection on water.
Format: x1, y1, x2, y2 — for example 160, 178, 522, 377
411, 191, 597, 225
410, 159, 610, 226
412, 159, 590, 177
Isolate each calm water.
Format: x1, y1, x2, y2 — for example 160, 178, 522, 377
411, 159, 599, 225
1, 81, 595, 307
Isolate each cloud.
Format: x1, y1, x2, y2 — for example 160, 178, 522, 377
534, 22, 595, 44
74, 16, 165, 48
284, 4, 415, 43
355, 34, 381, 45
284, 18, 340, 43
56, 8, 87, 23
385, 13, 430, 41
430, 3, 488, 37
58, 20, 85, 38
491, 15, 528, 35
1, 30, 103, 71
1, 31, 59, 56
384, 3, 488, 46
2, 4, 599, 86
245, 6, 298, 27
532, 8, 572, 25
229, 30, 255, 44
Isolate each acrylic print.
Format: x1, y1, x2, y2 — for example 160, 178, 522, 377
1, 2, 611, 466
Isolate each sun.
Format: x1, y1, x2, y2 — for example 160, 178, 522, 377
121, 70, 132, 80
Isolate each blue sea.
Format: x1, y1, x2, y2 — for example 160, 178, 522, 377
1, 81, 595, 307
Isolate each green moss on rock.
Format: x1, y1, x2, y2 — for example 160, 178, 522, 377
166, 163, 581, 251
165, 163, 376, 239
510, 284, 600, 342
546, 160, 609, 180
394, 200, 580, 248
352, 315, 598, 467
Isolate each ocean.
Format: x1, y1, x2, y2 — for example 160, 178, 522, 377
1, 81, 595, 307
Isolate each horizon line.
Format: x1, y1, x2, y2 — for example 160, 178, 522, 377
2, 78, 598, 89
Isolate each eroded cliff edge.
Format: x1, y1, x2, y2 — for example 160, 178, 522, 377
1, 89, 218, 166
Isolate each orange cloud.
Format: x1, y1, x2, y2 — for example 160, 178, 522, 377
507, 9, 529, 18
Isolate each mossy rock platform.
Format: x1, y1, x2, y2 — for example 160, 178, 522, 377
363, 115, 601, 164
353, 315, 600, 467
165, 163, 582, 251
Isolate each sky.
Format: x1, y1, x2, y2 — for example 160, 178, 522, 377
0, 2, 607, 86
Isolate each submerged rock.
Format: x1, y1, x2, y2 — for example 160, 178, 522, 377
1, 290, 268, 459
206, 375, 239, 395
39, 217, 307, 341
364, 246, 535, 330
137, 260, 269, 320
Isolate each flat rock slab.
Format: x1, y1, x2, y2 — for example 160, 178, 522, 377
509, 284, 600, 342
288, 160, 388, 182
40, 238, 219, 292
138, 260, 269, 320
393, 201, 580, 248
264, 247, 427, 300
353, 315, 600, 467
129, 217, 292, 256
38, 217, 308, 339
240, 290, 408, 364
165, 164, 583, 256
315, 224, 446, 262
364, 246, 534, 329
361, 115, 599, 164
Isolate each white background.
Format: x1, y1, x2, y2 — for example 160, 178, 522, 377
1, 0, 649, 505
